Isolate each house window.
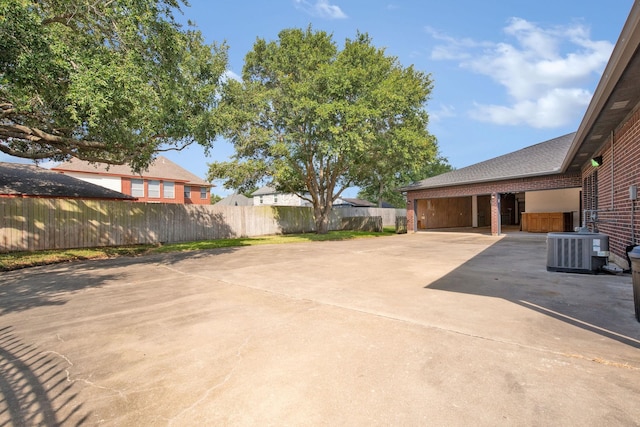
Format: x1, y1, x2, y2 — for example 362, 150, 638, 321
200, 187, 207, 199
260, 196, 263, 204
184, 187, 191, 198
131, 179, 144, 197
164, 181, 175, 199
148, 180, 160, 198
274, 193, 278, 203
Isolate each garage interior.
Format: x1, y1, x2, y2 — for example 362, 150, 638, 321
414, 188, 581, 232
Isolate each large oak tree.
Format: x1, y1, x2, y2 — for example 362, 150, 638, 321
357, 155, 453, 208
0, 0, 227, 171
209, 27, 438, 233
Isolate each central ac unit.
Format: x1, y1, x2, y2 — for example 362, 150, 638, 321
546, 232, 610, 273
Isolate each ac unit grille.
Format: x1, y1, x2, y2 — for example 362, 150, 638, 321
547, 232, 608, 273
557, 237, 583, 269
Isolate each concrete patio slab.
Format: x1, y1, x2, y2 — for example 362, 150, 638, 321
1, 232, 639, 425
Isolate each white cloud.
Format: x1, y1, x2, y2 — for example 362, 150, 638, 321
430, 104, 457, 123
428, 18, 614, 128
426, 26, 491, 61
293, 0, 347, 19
470, 88, 592, 128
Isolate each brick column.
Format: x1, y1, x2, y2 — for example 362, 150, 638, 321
491, 192, 501, 236
407, 197, 415, 232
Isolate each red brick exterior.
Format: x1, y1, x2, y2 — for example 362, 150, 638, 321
183, 185, 211, 205
406, 173, 581, 235
120, 178, 210, 205
581, 106, 640, 266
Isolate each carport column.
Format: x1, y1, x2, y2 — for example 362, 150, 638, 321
406, 196, 416, 232
472, 195, 478, 228
491, 192, 501, 236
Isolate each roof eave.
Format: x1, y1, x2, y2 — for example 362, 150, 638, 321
561, 2, 640, 172
402, 170, 574, 193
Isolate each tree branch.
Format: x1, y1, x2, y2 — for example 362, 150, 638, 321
0, 144, 57, 160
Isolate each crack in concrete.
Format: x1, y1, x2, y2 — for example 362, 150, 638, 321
42, 351, 128, 399
167, 336, 251, 426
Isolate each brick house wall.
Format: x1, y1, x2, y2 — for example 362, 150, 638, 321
406, 173, 581, 235
121, 177, 188, 204
184, 185, 210, 205
582, 106, 640, 267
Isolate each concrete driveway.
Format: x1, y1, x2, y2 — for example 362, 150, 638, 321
1, 232, 639, 426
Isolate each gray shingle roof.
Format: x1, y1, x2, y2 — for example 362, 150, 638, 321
53, 155, 211, 187
336, 198, 377, 207
251, 185, 276, 196
402, 133, 576, 191
0, 162, 135, 200
214, 193, 252, 206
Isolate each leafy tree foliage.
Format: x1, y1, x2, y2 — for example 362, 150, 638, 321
209, 193, 223, 204
209, 27, 437, 233
0, 0, 227, 171
357, 155, 453, 208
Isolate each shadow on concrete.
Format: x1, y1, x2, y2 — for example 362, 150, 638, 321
0, 246, 240, 315
425, 234, 640, 349
0, 326, 91, 426
0, 265, 121, 316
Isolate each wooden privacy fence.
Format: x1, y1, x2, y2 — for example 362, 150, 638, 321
0, 198, 406, 252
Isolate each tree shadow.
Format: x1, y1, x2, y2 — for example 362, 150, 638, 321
0, 326, 91, 426
0, 265, 120, 315
425, 234, 640, 349
0, 245, 241, 315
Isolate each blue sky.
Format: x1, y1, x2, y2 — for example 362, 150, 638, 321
2, 1, 634, 197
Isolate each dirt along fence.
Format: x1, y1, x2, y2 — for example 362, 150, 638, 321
0, 198, 406, 252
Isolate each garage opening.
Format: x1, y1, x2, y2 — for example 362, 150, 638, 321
416, 196, 472, 230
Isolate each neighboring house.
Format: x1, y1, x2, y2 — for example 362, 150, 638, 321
334, 197, 376, 207
53, 156, 212, 205
252, 186, 310, 207
334, 197, 395, 208
214, 193, 252, 206
403, 1, 640, 268
0, 162, 135, 200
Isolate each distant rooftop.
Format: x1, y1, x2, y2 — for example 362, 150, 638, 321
214, 193, 252, 206
53, 155, 211, 187
0, 162, 135, 200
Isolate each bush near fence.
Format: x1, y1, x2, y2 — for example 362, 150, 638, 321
340, 216, 383, 232
395, 216, 408, 234
0, 198, 405, 252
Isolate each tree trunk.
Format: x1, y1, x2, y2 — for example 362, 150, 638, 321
313, 203, 331, 234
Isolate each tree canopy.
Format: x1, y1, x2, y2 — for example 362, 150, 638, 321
209, 27, 439, 233
357, 155, 453, 208
0, 0, 228, 171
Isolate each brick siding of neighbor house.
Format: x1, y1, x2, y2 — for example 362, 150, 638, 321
121, 178, 188, 204
405, 173, 582, 234
582, 106, 640, 268
184, 185, 210, 205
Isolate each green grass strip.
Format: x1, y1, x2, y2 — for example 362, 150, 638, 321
0, 228, 396, 271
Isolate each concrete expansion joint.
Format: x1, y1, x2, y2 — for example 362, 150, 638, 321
430, 328, 640, 371
158, 262, 640, 372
